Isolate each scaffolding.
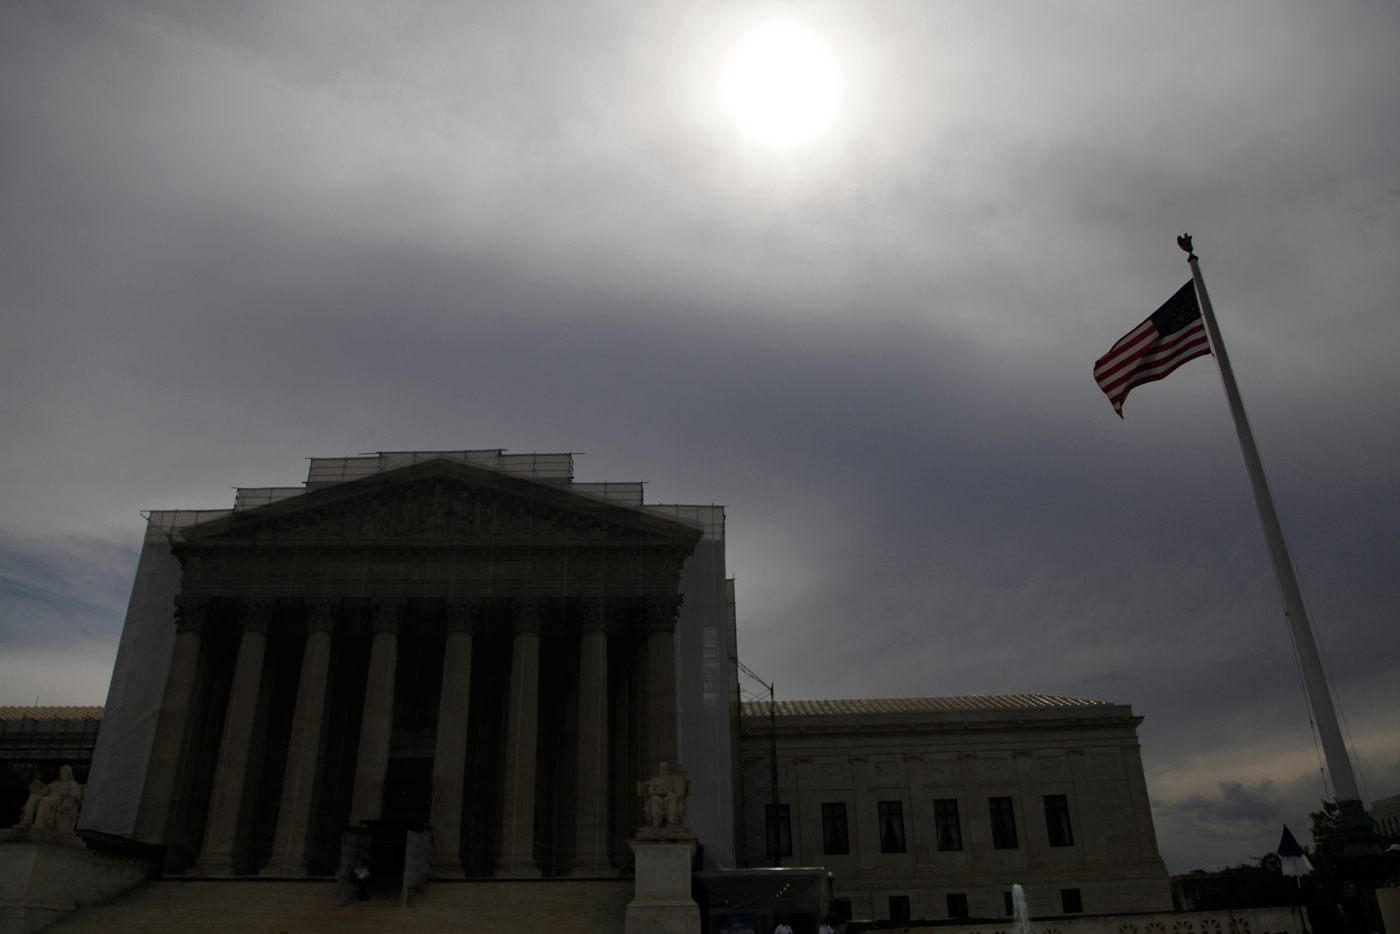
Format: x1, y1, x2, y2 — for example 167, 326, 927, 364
733, 655, 780, 868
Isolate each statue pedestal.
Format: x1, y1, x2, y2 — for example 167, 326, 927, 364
0, 830, 148, 934
626, 837, 700, 934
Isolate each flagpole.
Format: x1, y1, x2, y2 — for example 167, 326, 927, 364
1178, 236, 1378, 859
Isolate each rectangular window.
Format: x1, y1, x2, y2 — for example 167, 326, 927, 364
878, 801, 907, 853
765, 803, 792, 858
1061, 889, 1083, 914
822, 802, 850, 855
947, 893, 969, 919
1044, 794, 1074, 847
933, 798, 963, 851
989, 797, 1019, 849
889, 896, 911, 922
830, 899, 853, 921
1004, 892, 1014, 917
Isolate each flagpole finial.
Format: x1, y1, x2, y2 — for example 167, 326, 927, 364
1177, 233, 1196, 259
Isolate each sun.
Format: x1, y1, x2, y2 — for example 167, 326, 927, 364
722, 23, 840, 149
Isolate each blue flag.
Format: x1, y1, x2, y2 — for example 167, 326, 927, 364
1277, 825, 1313, 877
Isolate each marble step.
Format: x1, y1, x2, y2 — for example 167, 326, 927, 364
43, 878, 633, 934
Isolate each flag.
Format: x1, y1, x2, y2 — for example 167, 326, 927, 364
1277, 825, 1313, 877
1094, 280, 1212, 416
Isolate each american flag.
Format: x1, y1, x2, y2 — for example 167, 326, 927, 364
1094, 280, 1212, 417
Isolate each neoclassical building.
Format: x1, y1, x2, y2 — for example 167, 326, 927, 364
74, 445, 1186, 925
79, 450, 734, 880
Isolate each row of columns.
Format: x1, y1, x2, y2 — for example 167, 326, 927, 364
137, 593, 680, 878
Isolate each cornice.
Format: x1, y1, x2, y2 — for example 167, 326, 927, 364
173, 459, 704, 551
739, 715, 1146, 737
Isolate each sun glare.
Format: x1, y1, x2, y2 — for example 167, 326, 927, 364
722, 23, 840, 148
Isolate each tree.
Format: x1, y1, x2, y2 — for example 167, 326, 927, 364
1176, 854, 1297, 911
1308, 799, 1342, 904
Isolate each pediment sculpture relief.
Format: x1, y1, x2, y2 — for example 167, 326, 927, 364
218, 481, 650, 543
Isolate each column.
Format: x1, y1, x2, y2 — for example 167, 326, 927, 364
1015, 750, 1047, 868
571, 599, 611, 876
261, 601, 336, 877
191, 599, 271, 877
1065, 749, 1101, 864
850, 755, 873, 876
429, 598, 476, 879
642, 596, 681, 774
347, 599, 402, 825
495, 598, 543, 878
959, 752, 989, 871
133, 596, 206, 845
904, 755, 927, 872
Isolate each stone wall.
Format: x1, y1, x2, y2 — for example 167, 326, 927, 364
859, 906, 1306, 934
0, 835, 150, 934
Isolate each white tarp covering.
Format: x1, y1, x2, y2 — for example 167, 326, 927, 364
664, 505, 735, 870
77, 524, 182, 836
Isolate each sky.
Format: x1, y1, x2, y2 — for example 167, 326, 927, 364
1, 1, 1397, 874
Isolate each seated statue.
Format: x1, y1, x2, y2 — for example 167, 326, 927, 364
15, 765, 85, 835
636, 762, 691, 830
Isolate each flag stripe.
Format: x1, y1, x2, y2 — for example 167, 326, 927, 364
1097, 321, 1209, 395
1092, 320, 1157, 379
1120, 327, 1210, 390
1108, 326, 1209, 404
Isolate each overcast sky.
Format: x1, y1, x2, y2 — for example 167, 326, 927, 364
2, 1, 1397, 873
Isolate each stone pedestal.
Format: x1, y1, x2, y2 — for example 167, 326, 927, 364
626, 837, 700, 934
1378, 887, 1400, 934
0, 830, 149, 934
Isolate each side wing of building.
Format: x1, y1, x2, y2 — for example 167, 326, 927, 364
738, 695, 1172, 920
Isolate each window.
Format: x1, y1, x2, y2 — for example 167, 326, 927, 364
830, 899, 853, 921
878, 801, 906, 853
765, 803, 792, 858
933, 798, 963, 851
889, 896, 911, 922
1004, 892, 1014, 916
989, 797, 1019, 849
822, 802, 850, 855
1044, 794, 1074, 847
1061, 889, 1083, 914
947, 893, 969, 919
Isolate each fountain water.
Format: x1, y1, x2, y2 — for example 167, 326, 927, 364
1012, 884, 1031, 934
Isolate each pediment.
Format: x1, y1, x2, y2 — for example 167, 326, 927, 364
176, 458, 702, 551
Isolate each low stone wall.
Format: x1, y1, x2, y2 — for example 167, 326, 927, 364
865, 906, 1307, 934
0, 832, 151, 934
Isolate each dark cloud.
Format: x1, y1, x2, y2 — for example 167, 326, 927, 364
1, 0, 1397, 872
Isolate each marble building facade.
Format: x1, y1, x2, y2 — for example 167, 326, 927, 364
736, 695, 1174, 922
79, 450, 730, 880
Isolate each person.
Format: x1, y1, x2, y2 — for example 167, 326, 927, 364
774, 920, 794, 934
353, 863, 370, 901
819, 919, 836, 934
